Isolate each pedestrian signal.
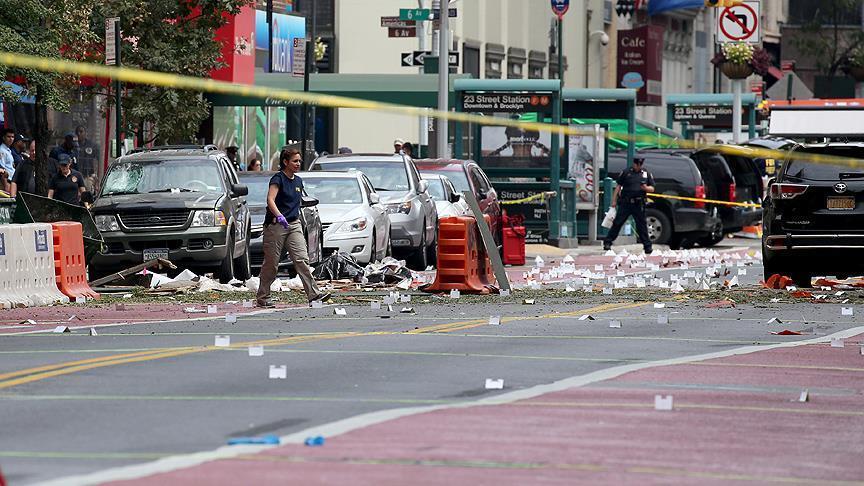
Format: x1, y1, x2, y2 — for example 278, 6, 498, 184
705, 0, 743, 6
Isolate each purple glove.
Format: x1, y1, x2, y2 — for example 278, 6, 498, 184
276, 214, 290, 229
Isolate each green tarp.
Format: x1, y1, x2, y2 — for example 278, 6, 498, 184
519, 114, 681, 150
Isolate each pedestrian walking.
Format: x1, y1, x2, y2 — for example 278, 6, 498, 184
603, 157, 655, 255
47, 154, 86, 205
257, 148, 330, 307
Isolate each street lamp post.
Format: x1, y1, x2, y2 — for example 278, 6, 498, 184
435, 0, 449, 159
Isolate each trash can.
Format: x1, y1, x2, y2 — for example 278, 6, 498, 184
502, 213, 526, 266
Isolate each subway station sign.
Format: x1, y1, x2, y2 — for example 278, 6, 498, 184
671, 104, 752, 127
460, 92, 553, 114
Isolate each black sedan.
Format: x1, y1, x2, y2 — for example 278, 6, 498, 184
239, 171, 324, 276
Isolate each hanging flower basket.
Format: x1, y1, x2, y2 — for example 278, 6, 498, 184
849, 66, 864, 82
721, 62, 754, 79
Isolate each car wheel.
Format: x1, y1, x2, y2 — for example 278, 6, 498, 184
233, 232, 251, 281
219, 235, 235, 284
410, 224, 428, 270
645, 208, 672, 245
698, 222, 725, 248
369, 230, 377, 265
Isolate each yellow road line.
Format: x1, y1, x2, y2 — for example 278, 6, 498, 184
0, 348, 190, 381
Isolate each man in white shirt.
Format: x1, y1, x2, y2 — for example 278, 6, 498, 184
0, 129, 16, 193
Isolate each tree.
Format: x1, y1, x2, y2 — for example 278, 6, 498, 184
790, 0, 864, 78
0, 0, 98, 194
85, 0, 252, 145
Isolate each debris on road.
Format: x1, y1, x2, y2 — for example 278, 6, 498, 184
485, 378, 504, 389
654, 395, 674, 411
227, 435, 280, 446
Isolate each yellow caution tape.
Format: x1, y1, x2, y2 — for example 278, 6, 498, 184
647, 193, 762, 208
1, 51, 863, 172
501, 192, 557, 205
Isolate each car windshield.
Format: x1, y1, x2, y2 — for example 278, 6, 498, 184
422, 176, 447, 200
239, 176, 271, 206
317, 162, 410, 192
101, 159, 224, 195
785, 148, 864, 181
304, 177, 364, 204
420, 168, 470, 192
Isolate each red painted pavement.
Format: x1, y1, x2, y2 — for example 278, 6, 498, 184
106, 335, 864, 485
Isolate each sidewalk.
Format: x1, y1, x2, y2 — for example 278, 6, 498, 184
105, 333, 864, 486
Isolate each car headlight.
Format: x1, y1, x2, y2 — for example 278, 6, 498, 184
94, 214, 119, 232
335, 217, 368, 233
191, 210, 227, 227
385, 201, 412, 215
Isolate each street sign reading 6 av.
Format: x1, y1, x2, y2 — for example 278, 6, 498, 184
551, 0, 570, 19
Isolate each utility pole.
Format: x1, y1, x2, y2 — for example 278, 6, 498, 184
114, 19, 122, 158
300, 0, 316, 167
434, 0, 449, 159
418, 0, 428, 155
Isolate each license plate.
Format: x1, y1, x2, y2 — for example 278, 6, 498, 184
143, 248, 169, 261
827, 197, 855, 210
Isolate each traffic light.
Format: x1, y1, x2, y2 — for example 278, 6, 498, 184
705, 0, 744, 6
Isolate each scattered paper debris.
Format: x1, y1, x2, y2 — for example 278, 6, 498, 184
228, 435, 280, 446
522, 299, 535, 305
485, 378, 504, 389
269, 365, 287, 379
798, 389, 809, 403
215, 335, 230, 347
400, 307, 414, 314
654, 395, 673, 411
184, 307, 206, 314
535, 255, 545, 268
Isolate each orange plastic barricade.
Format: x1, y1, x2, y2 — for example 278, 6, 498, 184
424, 216, 490, 294
52, 222, 100, 300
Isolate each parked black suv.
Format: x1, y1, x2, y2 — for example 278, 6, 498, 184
608, 151, 718, 249
763, 143, 864, 287
647, 147, 764, 246
91, 145, 251, 283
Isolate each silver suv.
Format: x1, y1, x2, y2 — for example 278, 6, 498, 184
310, 153, 438, 269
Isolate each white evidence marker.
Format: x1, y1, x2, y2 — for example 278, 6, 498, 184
594, 265, 604, 272
311, 300, 324, 309
242, 300, 254, 309
766, 317, 783, 324
738, 268, 747, 276
603, 287, 613, 295
841, 307, 854, 316
334, 307, 347, 316
654, 395, 673, 411
400, 295, 411, 303
214, 335, 230, 347
489, 316, 501, 326
207, 305, 218, 314
522, 299, 536, 305
657, 315, 669, 325
578, 315, 595, 321
225, 314, 237, 323
89, 328, 98, 336
565, 285, 576, 293
450, 289, 461, 299
248, 346, 264, 357
831, 338, 845, 348
383, 296, 395, 305
654, 303, 666, 309
400, 307, 414, 314
371, 301, 382, 310
798, 389, 809, 403
269, 365, 287, 379
75, 296, 86, 304
485, 378, 504, 390
609, 320, 622, 329
500, 289, 511, 297
53, 326, 70, 333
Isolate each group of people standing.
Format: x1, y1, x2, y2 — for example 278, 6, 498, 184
0, 126, 100, 207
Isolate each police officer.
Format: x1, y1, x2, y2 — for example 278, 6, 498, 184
257, 148, 330, 307
603, 157, 655, 254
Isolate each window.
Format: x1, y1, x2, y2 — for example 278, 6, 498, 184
485, 43, 505, 79
463, 44, 481, 79
507, 48, 526, 80
528, 51, 547, 80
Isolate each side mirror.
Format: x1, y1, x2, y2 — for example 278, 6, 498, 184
449, 193, 461, 203
231, 184, 248, 197
369, 193, 380, 205
417, 180, 429, 194
301, 196, 319, 208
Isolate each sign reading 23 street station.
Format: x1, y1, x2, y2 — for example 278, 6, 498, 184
461, 92, 553, 114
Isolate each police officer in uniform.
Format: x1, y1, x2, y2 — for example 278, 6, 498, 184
603, 157, 655, 254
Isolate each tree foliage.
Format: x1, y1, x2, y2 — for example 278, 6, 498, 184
790, 0, 864, 76
84, 0, 253, 144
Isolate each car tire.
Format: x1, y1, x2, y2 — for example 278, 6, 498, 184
219, 235, 235, 284
369, 230, 377, 265
698, 222, 725, 248
233, 234, 251, 281
410, 225, 428, 270
645, 208, 673, 245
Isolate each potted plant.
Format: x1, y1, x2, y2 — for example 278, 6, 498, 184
711, 42, 771, 80
847, 46, 864, 82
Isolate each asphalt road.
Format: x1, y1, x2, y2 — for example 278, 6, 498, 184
1, 258, 862, 485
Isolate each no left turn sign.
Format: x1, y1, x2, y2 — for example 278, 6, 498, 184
716, 0, 761, 44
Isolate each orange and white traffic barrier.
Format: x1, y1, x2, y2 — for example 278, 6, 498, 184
0, 224, 69, 308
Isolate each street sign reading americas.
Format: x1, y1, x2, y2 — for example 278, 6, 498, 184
461, 93, 553, 114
